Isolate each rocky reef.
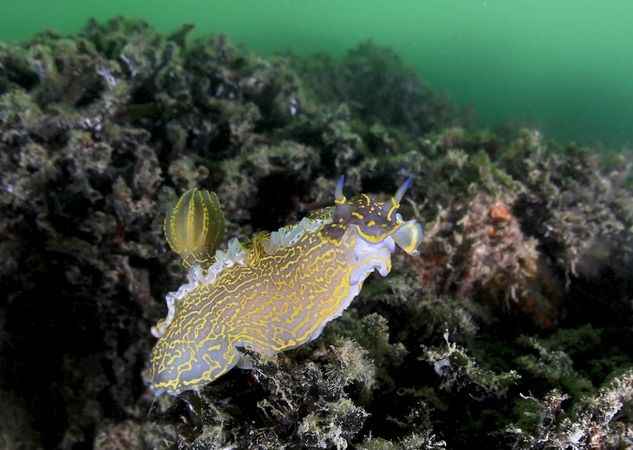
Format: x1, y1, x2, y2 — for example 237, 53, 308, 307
1, 17, 632, 449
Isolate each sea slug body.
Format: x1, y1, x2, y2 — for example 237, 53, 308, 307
149, 177, 423, 395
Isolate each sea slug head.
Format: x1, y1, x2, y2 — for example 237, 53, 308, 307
164, 188, 225, 269
329, 176, 424, 255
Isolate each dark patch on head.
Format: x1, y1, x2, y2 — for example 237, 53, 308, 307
323, 193, 401, 242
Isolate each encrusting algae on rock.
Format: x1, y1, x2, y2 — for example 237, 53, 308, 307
148, 177, 423, 395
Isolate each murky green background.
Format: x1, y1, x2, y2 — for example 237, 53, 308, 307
2, 0, 632, 146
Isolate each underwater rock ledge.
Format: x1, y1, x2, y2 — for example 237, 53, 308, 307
0, 17, 632, 450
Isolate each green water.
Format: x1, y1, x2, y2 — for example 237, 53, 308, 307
2, 0, 632, 147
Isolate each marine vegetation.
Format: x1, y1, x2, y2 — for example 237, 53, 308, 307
0, 17, 632, 450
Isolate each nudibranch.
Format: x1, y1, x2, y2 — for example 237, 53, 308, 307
149, 177, 423, 395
